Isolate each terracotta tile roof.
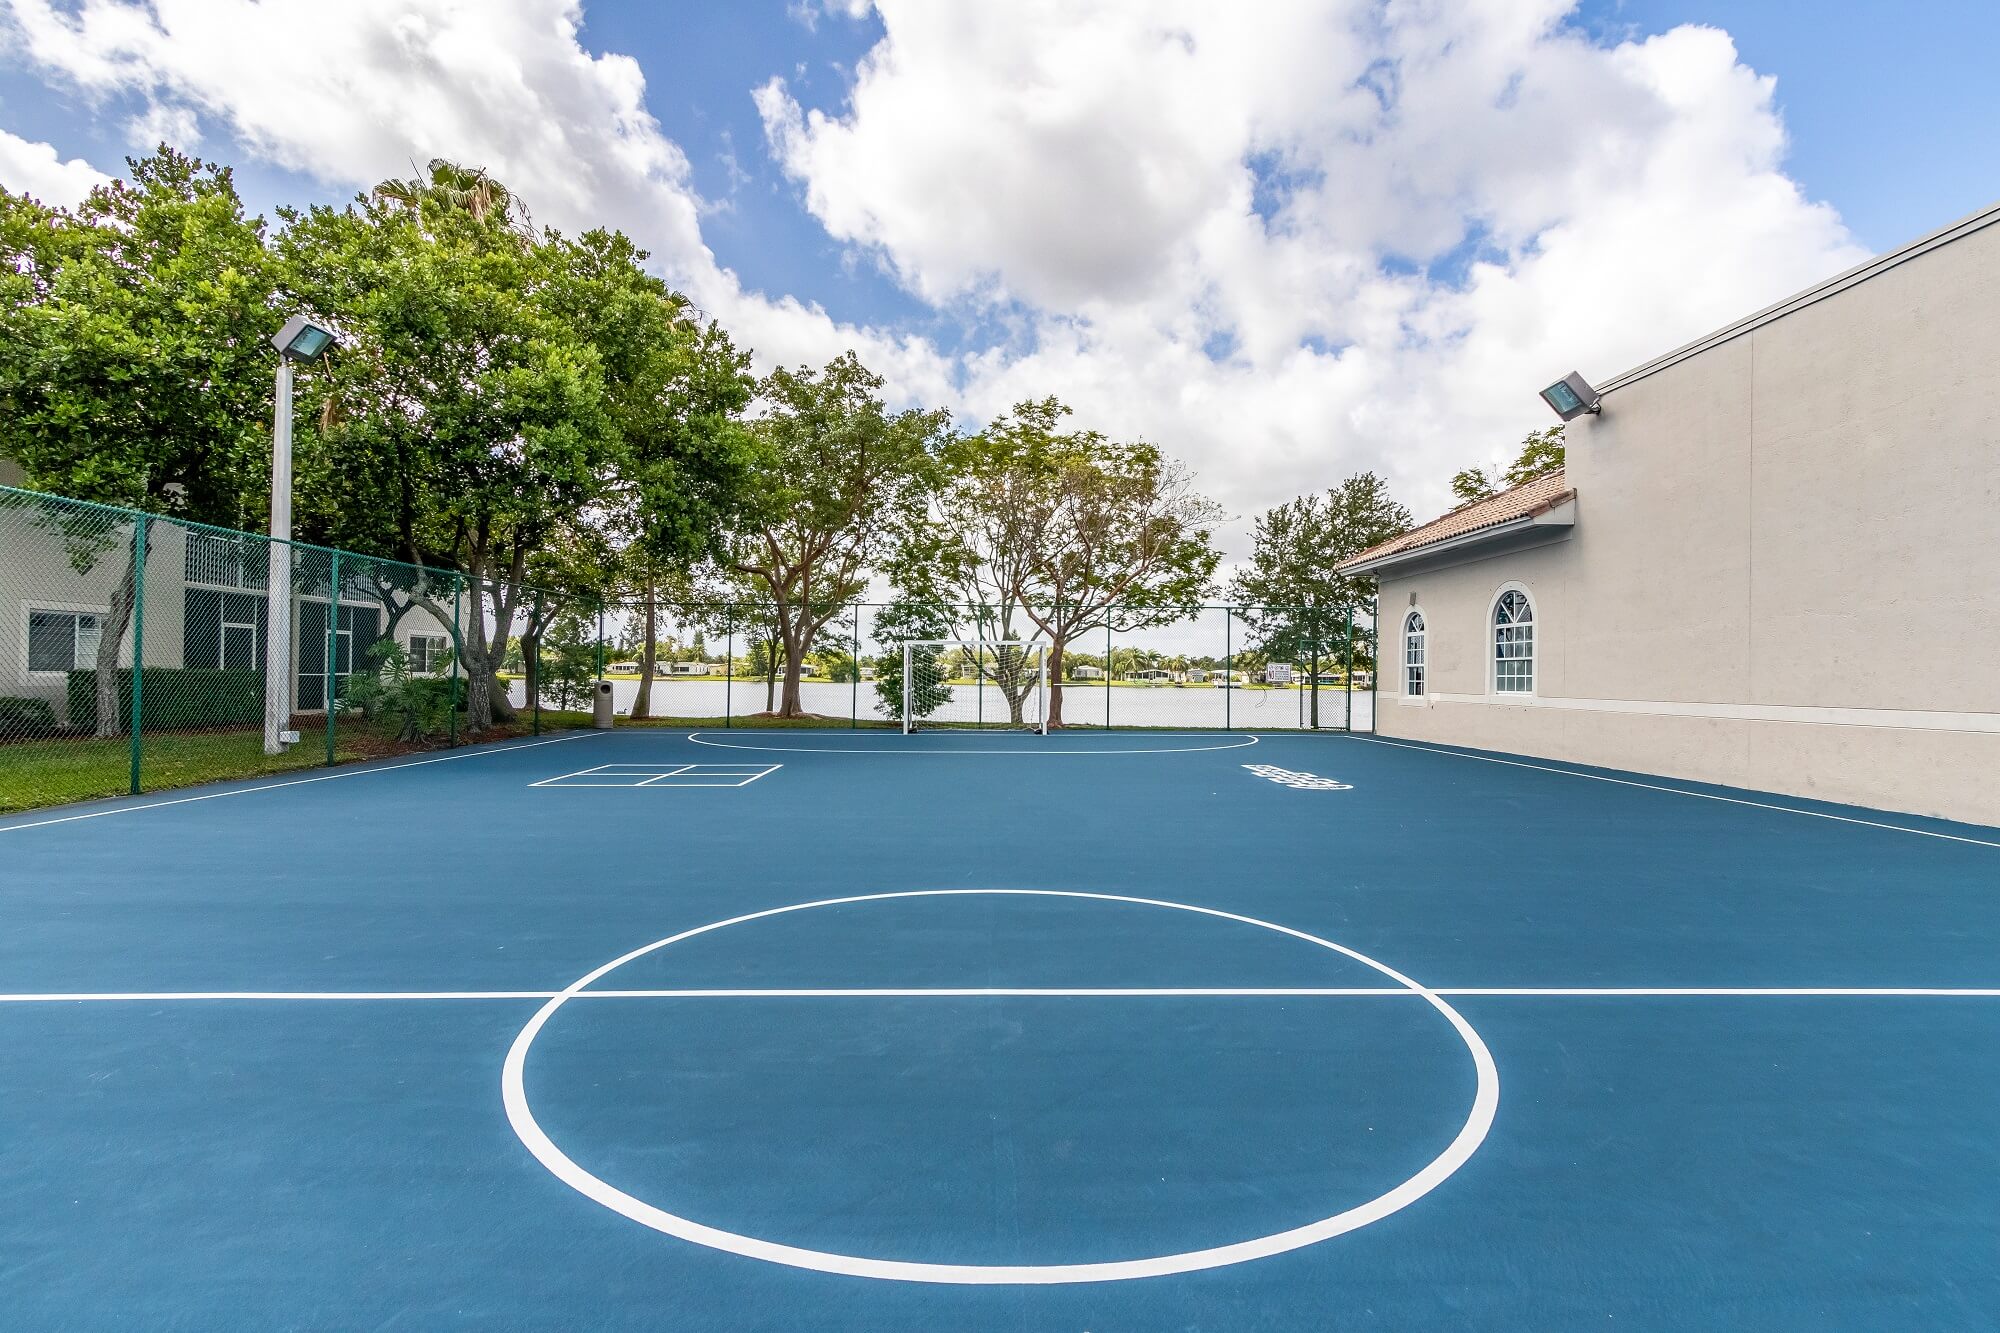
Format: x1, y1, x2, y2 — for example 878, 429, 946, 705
1339, 469, 1573, 572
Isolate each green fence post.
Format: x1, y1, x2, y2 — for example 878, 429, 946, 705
723, 606, 734, 729
449, 573, 463, 746
1105, 622, 1112, 729
850, 603, 860, 729
531, 592, 543, 736
1368, 593, 1379, 734
1345, 605, 1355, 733
595, 603, 606, 680
1223, 607, 1232, 731
324, 550, 340, 765
128, 514, 146, 795
1310, 618, 1319, 731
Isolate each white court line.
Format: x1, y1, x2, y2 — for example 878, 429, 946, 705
7, 986, 1998, 1003
685, 731, 1261, 755
0, 732, 605, 834
1355, 734, 2000, 850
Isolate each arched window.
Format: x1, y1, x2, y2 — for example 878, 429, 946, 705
1492, 588, 1534, 694
1403, 611, 1426, 696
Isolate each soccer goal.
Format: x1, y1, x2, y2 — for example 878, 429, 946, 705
898, 640, 1050, 734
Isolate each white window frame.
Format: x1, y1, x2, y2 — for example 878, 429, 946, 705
23, 603, 106, 677
1489, 583, 1536, 697
408, 632, 449, 674
1403, 608, 1427, 699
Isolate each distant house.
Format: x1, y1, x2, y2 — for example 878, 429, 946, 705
1070, 665, 1105, 680
1184, 668, 1208, 683
666, 661, 718, 676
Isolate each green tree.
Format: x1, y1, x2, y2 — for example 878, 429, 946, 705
280, 166, 620, 731
1008, 418, 1224, 728
871, 596, 956, 723
1450, 425, 1566, 507
0, 148, 281, 735
1227, 472, 1411, 673
724, 353, 948, 717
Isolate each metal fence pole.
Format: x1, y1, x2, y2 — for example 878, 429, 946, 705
851, 603, 860, 729
595, 603, 606, 680
1105, 622, 1112, 729
449, 573, 463, 746
324, 549, 340, 765
1345, 605, 1355, 734
723, 606, 734, 729
1310, 620, 1319, 731
128, 514, 146, 795
1368, 592, 1379, 734
1224, 607, 1232, 731
531, 592, 543, 736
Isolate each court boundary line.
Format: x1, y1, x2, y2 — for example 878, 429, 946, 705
1353, 735, 2000, 850
0, 731, 604, 834
684, 731, 1261, 755
7, 985, 1999, 1003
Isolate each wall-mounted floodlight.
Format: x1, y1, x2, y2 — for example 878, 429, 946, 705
1539, 371, 1601, 421
272, 314, 337, 362
264, 315, 339, 755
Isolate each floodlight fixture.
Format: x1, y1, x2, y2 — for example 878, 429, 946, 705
1539, 371, 1601, 421
272, 314, 337, 362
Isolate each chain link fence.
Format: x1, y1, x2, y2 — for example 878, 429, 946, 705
0, 485, 580, 815
582, 597, 1379, 735
2, 483, 1380, 815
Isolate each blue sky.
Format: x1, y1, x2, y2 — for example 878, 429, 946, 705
0, 1, 1993, 532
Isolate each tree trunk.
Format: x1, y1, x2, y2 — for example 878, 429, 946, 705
91, 548, 140, 739
632, 585, 657, 720
521, 628, 541, 712
779, 632, 808, 717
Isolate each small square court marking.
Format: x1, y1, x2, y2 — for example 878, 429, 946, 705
531, 763, 781, 789
1243, 763, 1352, 791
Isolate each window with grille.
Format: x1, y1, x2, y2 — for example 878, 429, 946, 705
408, 634, 449, 674
1493, 589, 1534, 694
1404, 611, 1426, 695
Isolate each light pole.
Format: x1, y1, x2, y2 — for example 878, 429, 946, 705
264, 315, 338, 756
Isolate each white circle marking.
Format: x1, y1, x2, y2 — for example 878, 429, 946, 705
502, 889, 1499, 1285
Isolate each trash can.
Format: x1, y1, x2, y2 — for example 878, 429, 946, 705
592, 680, 616, 729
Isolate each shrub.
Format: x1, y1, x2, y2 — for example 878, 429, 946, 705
341, 640, 462, 742
66, 668, 264, 732
0, 696, 60, 739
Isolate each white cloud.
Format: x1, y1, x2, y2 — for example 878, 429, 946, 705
0, 0, 951, 400
3, 0, 1870, 552
0, 127, 110, 205
758, 1, 1867, 530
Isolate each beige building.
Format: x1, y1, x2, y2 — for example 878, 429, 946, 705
1341, 202, 2000, 827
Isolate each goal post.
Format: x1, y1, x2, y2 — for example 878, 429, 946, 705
898, 640, 1049, 734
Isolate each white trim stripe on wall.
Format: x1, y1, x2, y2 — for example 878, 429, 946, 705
1424, 692, 2000, 734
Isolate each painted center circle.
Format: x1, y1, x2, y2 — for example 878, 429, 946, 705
501, 889, 1499, 1284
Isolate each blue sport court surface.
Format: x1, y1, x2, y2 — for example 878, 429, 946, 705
3, 727, 1997, 1328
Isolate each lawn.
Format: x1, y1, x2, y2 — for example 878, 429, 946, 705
0, 730, 360, 815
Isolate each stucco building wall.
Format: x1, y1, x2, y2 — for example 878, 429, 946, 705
1374, 206, 2000, 827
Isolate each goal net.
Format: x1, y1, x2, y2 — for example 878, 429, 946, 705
898, 641, 1049, 734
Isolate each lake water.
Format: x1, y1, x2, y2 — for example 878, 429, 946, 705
508, 678, 1376, 731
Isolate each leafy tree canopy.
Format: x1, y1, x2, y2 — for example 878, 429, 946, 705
1450, 425, 1566, 508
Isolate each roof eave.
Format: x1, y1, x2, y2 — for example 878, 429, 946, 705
1339, 495, 1576, 577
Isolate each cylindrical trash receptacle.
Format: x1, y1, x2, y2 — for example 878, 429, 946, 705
592, 680, 616, 729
